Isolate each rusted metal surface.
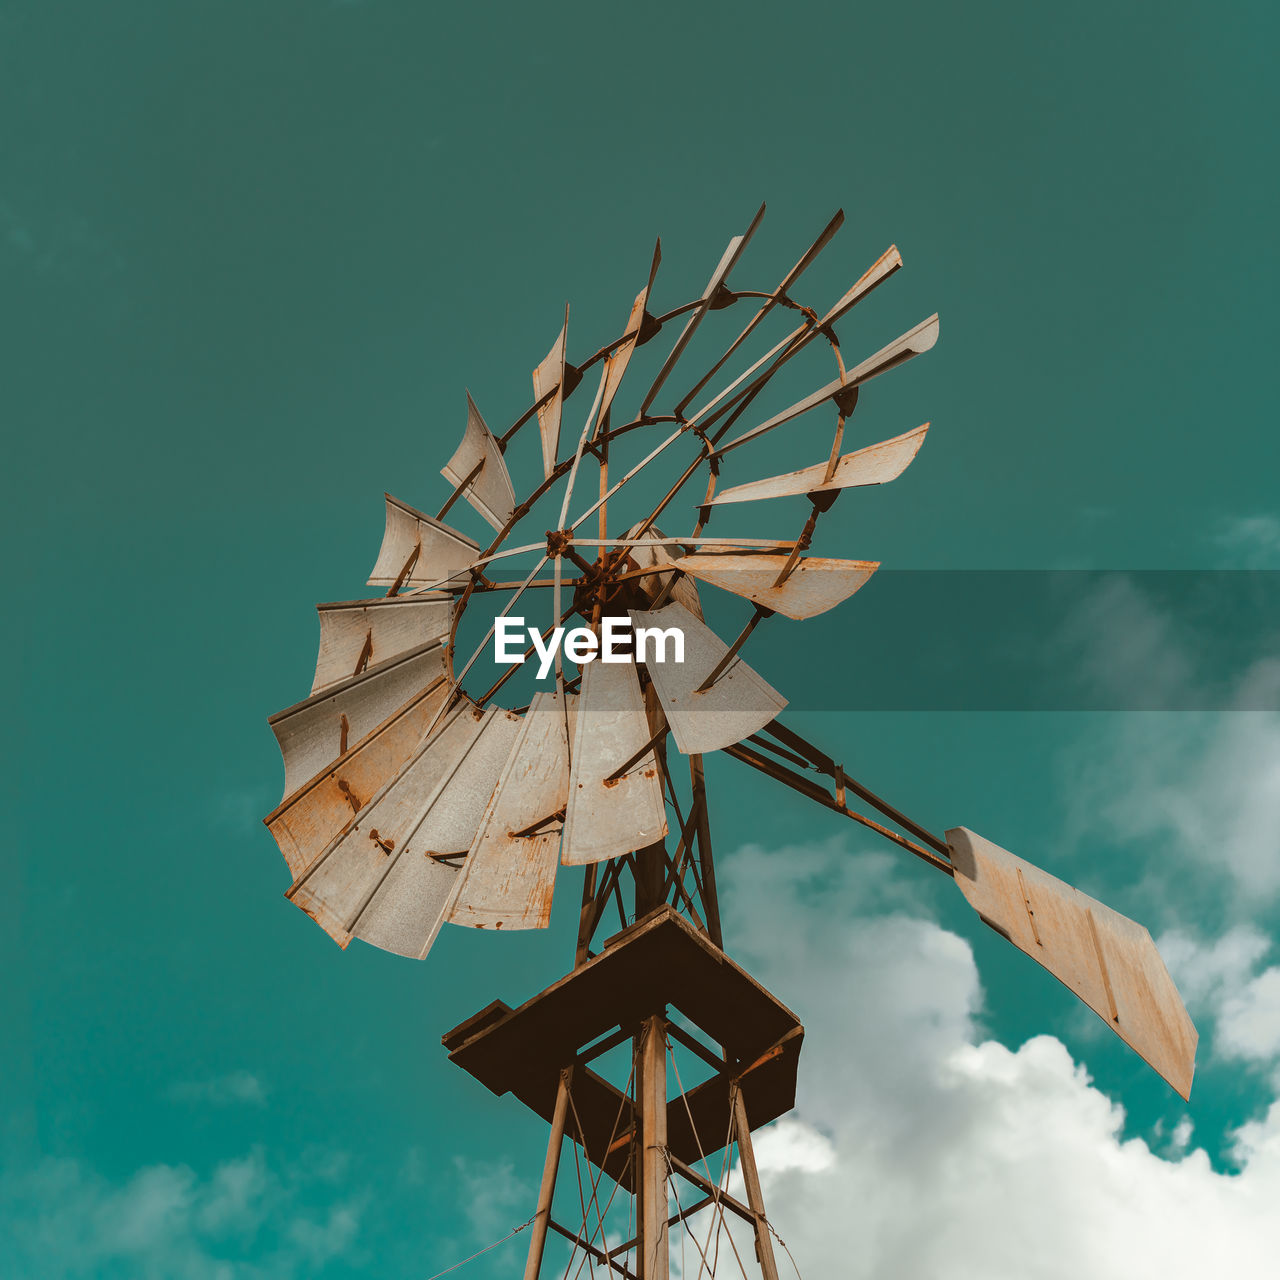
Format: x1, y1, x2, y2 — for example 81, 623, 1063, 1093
310, 594, 452, 694
620, 524, 704, 620
639, 204, 765, 415
353, 707, 523, 957
718, 314, 940, 456
441, 392, 518, 532
598, 241, 662, 426
284, 702, 521, 951
267, 639, 448, 803
562, 660, 668, 866
706, 424, 931, 506
447, 690, 573, 930
264, 676, 451, 877
947, 827, 1198, 1099
662, 552, 879, 620
532, 306, 570, 479
630, 602, 786, 754
366, 493, 480, 590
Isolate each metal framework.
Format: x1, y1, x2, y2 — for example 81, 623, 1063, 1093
264, 207, 1199, 1278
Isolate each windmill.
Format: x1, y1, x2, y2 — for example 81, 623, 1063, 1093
264, 207, 1198, 1279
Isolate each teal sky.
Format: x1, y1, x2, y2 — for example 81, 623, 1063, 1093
4, 2, 1279, 1277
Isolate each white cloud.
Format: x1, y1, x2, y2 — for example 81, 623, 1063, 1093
0, 1146, 363, 1279
453, 1155, 532, 1244
168, 1070, 269, 1108
683, 839, 1280, 1280
1215, 515, 1280, 568
1219, 968, 1280, 1063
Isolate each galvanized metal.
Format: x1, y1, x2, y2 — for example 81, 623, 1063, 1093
630, 602, 786, 754
311, 594, 452, 694
562, 661, 668, 866
447, 690, 573, 930
441, 392, 518, 531
268, 639, 449, 803
598, 241, 662, 426
264, 675, 451, 877
947, 827, 1198, 1099
533, 306, 570, 479
661, 553, 879, 620
718, 314, 940, 456
366, 493, 480, 590
705, 424, 931, 506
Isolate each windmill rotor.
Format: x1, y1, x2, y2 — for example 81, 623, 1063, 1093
263, 207, 1198, 1278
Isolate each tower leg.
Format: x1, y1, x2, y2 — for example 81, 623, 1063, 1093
638, 1014, 669, 1280
523, 1069, 571, 1280
732, 1088, 780, 1280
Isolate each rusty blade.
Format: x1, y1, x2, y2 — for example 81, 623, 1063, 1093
562, 661, 668, 866
285, 702, 517, 949
705, 425, 931, 506
815, 244, 903, 330
366, 494, 481, 589
533, 305, 570, 479
311, 594, 452, 694
441, 392, 518, 532
353, 706, 523, 958
665, 553, 879, 620
675, 209, 845, 415
267, 639, 449, 803
947, 827, 1198, 1099
630, 602, 786, 754
622, 523, 703, 619
598, 240, 662, 426
716, 314, 940, 456
446, 689, 573, 930
264, 676, 451, 878
640, 203, 766, 415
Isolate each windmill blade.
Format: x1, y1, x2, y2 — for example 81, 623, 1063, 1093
630, 602, 785, 754
664, 553, 879, 620
676, 209, 845, 415
533, 305, 570, 479
353, 706, 523, 958
705, 424, 930, 507
562, 661, 668, 866
268, 639, 449, 803
446, 689, 573, 930
717, 314, 940, 456
265, 676, 452, 878
367, 494, 481, 590
640, 204, 766, 415
441, 392, 518, 532
285, 702, 520, 949
622, 523, 704, 620
311, 594, 452, 694
815, 244, 903, 330
598, 240, 662, 425
947, 827, 1198, 1100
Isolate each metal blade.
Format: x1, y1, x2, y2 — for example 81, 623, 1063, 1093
562, 661, 668, 866
717, 315, 939, 456
622, 523, 704, 620
285, 702, 516, 948
264, 676, 452, 878
366, 494, 480, 589
353, 706, 524, 958
446, 689, 573, 930
598, 240, 662, 425
311, 594, 452, 695
947, 827, 1198, 1099
268, 639, 449, 803
533, 306, 570, 479
667, 553, 879, 620
441, 392, 518, 532
630, 602, 786, 754
640, 204, 766, 415
705, 425, 930, 506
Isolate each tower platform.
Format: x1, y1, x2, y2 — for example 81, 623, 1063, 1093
443, 905, 804, 1189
